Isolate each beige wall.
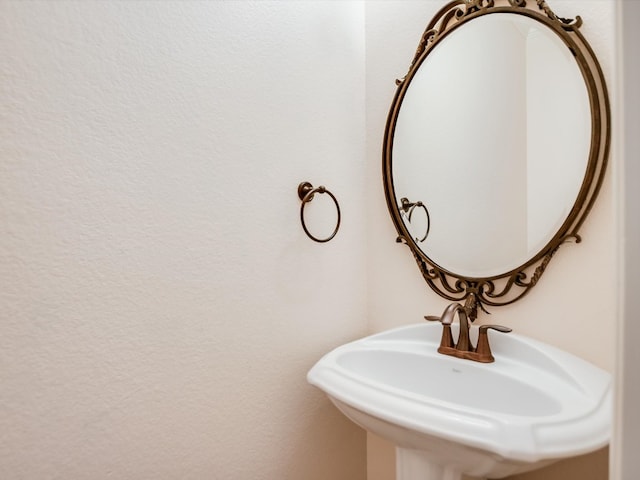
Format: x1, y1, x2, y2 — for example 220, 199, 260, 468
0, 2, 368, 479
1, 1, 626, 479
365, 1, 617, 479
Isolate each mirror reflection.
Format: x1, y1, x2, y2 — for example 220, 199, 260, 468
392, 14, 591, 278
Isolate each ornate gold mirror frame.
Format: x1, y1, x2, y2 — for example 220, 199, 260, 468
383, 0, 610, 320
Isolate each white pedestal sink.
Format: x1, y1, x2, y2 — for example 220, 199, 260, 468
307, 323, 611, 479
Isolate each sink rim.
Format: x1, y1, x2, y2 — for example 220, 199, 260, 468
307, 323, 611, 463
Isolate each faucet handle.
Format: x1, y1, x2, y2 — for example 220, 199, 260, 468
475, 324, 512, 363
424, 315, 454, 349
424, 314, 453, 325
479, 324, 512, 334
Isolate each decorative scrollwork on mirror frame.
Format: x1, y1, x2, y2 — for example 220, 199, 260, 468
399, 0, 582, 85
397, 233, 580, 320
383, 0, 611, 321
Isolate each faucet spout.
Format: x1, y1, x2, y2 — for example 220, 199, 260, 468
440, 302, 472, 352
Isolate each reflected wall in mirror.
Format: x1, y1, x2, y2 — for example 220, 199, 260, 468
383, 0, 610, 315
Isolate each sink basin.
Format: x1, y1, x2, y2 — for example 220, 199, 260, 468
307, 323, 611, 479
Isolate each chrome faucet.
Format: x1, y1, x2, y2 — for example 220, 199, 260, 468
425, 294, 511, 363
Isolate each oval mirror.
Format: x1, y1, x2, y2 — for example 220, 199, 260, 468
383, 0, 610, 314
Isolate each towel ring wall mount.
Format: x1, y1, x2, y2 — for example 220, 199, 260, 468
298, 181, 341, 243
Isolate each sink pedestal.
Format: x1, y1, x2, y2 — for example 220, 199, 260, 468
397, 448, 479, 480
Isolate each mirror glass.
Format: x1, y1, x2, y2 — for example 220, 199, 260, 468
392, 13, 591, 278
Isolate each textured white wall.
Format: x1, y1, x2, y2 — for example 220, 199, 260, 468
0, 2, 367, 479
2, 1, 630, 479
365, 1, 616, 479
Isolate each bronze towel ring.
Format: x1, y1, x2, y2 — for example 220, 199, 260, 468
298, 181, 341, 243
